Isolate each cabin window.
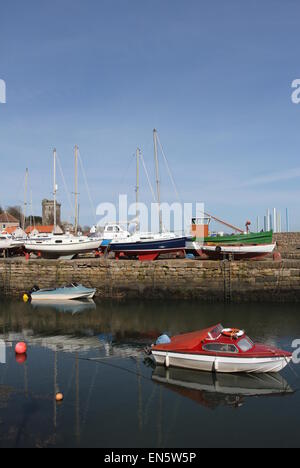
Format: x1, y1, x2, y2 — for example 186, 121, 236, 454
203, 343, 238, 354
55, 240, 63, 244
238, 338, 253, 352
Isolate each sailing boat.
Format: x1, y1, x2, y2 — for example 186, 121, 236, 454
188, 216, 276, 260
109, 130, 187, 261
25, 148, 101, 259
0, 233, 23, 253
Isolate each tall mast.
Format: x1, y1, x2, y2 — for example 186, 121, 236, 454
74, 145, 79, 235
23, 168, 29, 231
136, 148, 140, 230
53, 149, 57, 231
30, 190, 33, 229
153, 129, 162, 233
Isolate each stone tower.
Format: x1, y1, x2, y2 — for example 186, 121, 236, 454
42, 199, 61, 226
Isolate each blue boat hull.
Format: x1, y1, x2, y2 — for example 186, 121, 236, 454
110, 237, 187, 255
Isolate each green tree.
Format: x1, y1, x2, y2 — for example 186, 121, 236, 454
7, 206, 23, 224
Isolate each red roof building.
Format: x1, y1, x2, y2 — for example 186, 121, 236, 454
0, 212, 20, 231
25, 225, 63, 236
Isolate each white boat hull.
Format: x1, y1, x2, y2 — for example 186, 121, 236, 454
31, 291, 95, 302
152, 367, 294, 398
0, 240, 24, 251
152, 350, 291, 374
202, 243, 276, 254
25, 238, 101, 259
199, 243, 276, 260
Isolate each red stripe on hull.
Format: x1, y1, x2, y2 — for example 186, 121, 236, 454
197, 250, 270, 261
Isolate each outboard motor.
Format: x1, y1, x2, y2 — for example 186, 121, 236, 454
144, 333, 171, 356
23, 285, 40, 303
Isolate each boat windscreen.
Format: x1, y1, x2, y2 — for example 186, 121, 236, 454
209, 324, 224, 340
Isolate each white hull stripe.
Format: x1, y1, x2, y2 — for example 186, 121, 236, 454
152, 350, 289, 365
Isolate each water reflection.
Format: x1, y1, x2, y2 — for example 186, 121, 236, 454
1, 299, 300, 348
0, 298, 299, 448
30, 300, 96, 315
152, 367, 294, 410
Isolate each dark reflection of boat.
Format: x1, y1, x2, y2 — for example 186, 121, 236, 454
30, 299, 96, 314
152, 367, 294, 409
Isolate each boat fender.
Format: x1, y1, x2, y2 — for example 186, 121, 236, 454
165, 354, 170, 368
23, 294, 30, 303
156, 334, 171, 345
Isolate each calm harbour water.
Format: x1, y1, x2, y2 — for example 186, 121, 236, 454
0, 298, 299, 448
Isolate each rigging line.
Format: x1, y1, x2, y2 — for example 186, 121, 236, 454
78, 150, 97, 226
141, 153, 168, 233
62, 352, 152, 383
13, 171, 28, 208
56, 153, 75, 220
156, 133, 182, 203
116, 153, 135, 205
141, 153, 157, 202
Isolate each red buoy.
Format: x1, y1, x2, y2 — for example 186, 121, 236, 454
15, 342, 27, 355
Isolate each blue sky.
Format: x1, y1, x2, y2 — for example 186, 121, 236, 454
1, 0, 300, 230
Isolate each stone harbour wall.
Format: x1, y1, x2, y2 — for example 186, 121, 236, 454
1, 257, 300, 302
274, 232, 300, 257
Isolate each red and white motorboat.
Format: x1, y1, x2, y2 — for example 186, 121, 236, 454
150, 324, 292, 374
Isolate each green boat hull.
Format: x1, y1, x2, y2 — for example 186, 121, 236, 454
194, 231, 273, 245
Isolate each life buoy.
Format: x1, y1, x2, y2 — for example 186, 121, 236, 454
222, 328, 244, 339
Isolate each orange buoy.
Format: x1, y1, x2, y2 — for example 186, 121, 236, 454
56, 393, 64, 402
15, 342, 27, 355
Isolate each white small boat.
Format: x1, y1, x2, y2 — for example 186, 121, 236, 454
199, 243, 276, 260
25, 234, 101, 259
0, 234, 24, 252
95, 224, 132, 251
27, 283, 96, 302
24, 149, 101, 260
